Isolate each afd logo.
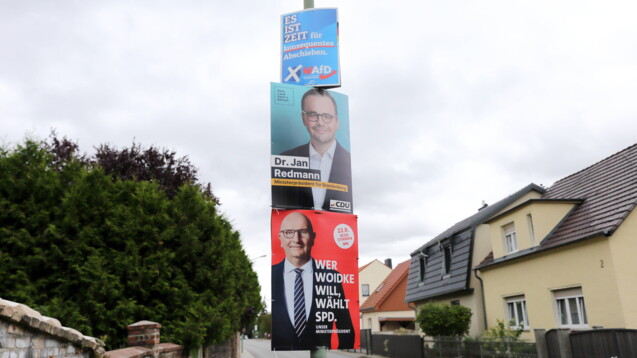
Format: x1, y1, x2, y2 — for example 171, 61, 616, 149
303, 65, 337, 80
330, 200, 351, 212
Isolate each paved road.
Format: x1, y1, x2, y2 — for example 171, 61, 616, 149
240, 339, 374, 358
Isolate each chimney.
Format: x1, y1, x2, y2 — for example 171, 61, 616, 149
385, 258, 393, 269
127, 321, 161, 348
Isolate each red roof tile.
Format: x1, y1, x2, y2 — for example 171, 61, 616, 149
360, 260, 411, 312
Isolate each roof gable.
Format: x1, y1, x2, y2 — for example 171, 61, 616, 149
411, 184, 546, 255
359, 259, 389, 273
361, 260, 410, 312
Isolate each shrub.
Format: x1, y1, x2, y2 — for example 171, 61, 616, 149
416, 302, 472, 337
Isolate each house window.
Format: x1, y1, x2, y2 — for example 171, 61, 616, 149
450, 300, 460, 306
506, 296, 529, 329
362, 284, 370, 297
554, 287, 588, 328
503, 222, 518, 254
442, 243, 452, 276
419, 256, 426, 282
527, 214, 536, 245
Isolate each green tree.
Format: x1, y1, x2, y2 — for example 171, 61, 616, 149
0, 136, 262, 349
416, 302, 472, 337
257, 313, 272, 337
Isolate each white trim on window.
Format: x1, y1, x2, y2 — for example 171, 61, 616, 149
554, 287, 588, 328
505, 295, 529, 329
503, 222, 518, 254
362, 284, 370, 297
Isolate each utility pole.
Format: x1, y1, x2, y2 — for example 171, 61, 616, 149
301, 0, 326, 348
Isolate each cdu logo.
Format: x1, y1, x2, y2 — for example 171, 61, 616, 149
330, 200, 351, 212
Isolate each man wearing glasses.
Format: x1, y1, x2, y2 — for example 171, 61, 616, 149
271, 211, 354, 350
273, 88, 353, 213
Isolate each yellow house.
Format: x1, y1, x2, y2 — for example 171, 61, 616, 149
475, 144, 637, 340
359, 259, 392, 307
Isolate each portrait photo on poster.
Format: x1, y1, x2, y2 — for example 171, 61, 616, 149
270, 209, 359, 351
270, 83, 353, 214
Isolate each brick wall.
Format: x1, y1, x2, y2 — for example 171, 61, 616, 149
0, 299, 105, 358
0, 299, 237, 358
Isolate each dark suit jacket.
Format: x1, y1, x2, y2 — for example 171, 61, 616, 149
271, 142, 353, 213
271, 259, 355, 351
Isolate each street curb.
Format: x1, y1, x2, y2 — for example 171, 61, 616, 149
240, 350, 255, 358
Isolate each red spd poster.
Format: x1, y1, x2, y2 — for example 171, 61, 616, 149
270, 209, 359, 351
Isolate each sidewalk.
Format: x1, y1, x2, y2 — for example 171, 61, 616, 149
239, 342, 383, 358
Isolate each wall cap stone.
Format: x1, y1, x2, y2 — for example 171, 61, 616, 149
127, 321, 161, 330
0, 297, 106, 356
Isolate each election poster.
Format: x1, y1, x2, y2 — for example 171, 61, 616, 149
281, 8, 340, 87
270, 83, 353, 214
270, 209, 359, 351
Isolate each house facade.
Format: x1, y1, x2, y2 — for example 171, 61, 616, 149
360, 260, 415, 332
405, 184, 546, 337
359, 259, 392, 306
476, 144, 637, 340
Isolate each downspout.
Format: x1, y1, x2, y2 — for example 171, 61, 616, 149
473, 268, 488, 330
408, 302, 419, 332
408, 302, 418, 315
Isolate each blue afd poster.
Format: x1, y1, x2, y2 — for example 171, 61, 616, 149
281, 8, 340, 88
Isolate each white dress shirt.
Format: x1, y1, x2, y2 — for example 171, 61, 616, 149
283, 259, 314, 325
309, 141, 336, 210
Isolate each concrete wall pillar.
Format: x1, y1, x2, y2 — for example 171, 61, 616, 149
533, 329, 548, 358
556, 328, 573, 358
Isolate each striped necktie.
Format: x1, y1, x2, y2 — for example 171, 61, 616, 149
293, 268, 307, 338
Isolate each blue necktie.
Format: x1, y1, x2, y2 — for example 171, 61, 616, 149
294, 268, 307, 337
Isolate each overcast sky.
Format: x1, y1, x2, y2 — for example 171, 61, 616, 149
2, 1, 636, 311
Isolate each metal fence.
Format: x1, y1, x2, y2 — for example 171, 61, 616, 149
350, 332, 537, 358
423, 336, 537, 358
371, 333, 424, 358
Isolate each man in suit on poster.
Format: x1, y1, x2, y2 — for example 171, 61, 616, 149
271, 211, 354, 351
272, 88, 353, 213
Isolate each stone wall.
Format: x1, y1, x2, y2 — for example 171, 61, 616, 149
1, 299, 237, 358
203, 333, 238, 358
0, 299, 105, 358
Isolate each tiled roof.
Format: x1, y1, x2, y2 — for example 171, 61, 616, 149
478, 143, 637, 267
540, 143, 637, 248
360, 260, 410, 312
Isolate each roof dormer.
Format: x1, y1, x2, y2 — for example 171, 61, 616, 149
485, 199, 582, 260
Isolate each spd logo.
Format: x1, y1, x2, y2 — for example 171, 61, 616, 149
330, 200, 351, 212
